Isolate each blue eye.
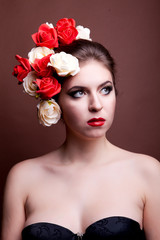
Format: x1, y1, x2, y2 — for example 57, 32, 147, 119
69, 90, 84, 98
101, 86, 113, 95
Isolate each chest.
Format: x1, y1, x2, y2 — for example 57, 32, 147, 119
25, 167, 144, 228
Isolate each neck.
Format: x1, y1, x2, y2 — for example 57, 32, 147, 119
60, 130, 111, 165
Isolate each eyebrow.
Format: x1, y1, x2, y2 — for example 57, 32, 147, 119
67, 81, 113, 92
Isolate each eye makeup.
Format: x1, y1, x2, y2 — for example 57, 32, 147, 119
100, 85, 113, 95
67, 80, 114, 99
68, 88, 85, 98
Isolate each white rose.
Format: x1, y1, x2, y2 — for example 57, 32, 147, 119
37, 99, 61, 126
48, 52, 80, 77
76, 25, 92, 41
46, 22, 54, 28
28, 47, 54, 64
23, 71, 37, 97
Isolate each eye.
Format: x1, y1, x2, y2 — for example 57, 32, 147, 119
101, 86, 113, 95
69, 90, 85, 98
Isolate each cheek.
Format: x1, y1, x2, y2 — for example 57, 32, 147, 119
60, 102, 84, 125
59, 94, 88, 122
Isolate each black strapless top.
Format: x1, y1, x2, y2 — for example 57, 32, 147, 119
22, 216, 146, 240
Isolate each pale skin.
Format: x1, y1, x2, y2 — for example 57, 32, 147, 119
2, 60, 160, 240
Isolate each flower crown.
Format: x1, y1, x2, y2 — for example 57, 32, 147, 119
12, 18, 91, 126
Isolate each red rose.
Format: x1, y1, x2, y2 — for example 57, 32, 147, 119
56, 18, 78, 45
12, 55, 31, 82
32, 24, 58, 49
34, 77, 61, 99
31, 54, 53, 78
56, 18, 76, 29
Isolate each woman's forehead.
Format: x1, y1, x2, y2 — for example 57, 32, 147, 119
63, 60, 113, 90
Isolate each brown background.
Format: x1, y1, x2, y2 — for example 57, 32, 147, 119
0, 0, 160, 226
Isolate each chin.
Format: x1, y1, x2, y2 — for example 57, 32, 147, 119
74, 128, 109, 140
66, 122, 112, 140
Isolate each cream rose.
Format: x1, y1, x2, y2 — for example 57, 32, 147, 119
37, 99, 61, 126
23, 71, 37, 97
76, 25, 92, 41
48, 52, 80, 76
28, 46, 54, 64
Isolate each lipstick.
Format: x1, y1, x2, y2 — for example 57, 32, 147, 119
87, 118, 105, 127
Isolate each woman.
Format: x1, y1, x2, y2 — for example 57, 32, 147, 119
2, 18, 160, 240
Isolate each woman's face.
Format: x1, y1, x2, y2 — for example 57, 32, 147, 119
58, 60, 116, 140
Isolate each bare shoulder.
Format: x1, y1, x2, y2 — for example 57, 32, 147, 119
114, 143, 159, 164
2, 151, 62, 240
4, 158, 39, 201
125, 153, 160, 238
123, 153, 160, 237
110, 143, 160, 179
136, 153, 160, 175
2, 156, 47, 240
128, 151, 160, 181
6, 150, 60, 189
134, 153, 160, 192
7, 157, 43, 183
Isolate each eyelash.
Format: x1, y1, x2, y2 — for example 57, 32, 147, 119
68, 86, 113, 98
101, 86, 113, 95
69, 90, 85, 98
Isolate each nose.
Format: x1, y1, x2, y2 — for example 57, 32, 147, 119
88, 93, 103, 112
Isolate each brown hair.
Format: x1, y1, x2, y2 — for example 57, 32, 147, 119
56, 39, 117, 94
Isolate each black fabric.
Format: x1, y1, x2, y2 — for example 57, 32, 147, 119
22, 216, 146, 240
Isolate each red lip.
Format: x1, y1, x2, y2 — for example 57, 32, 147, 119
87, 118, 106, 127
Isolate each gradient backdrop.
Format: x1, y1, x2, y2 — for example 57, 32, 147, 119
0, 0, 160, 225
